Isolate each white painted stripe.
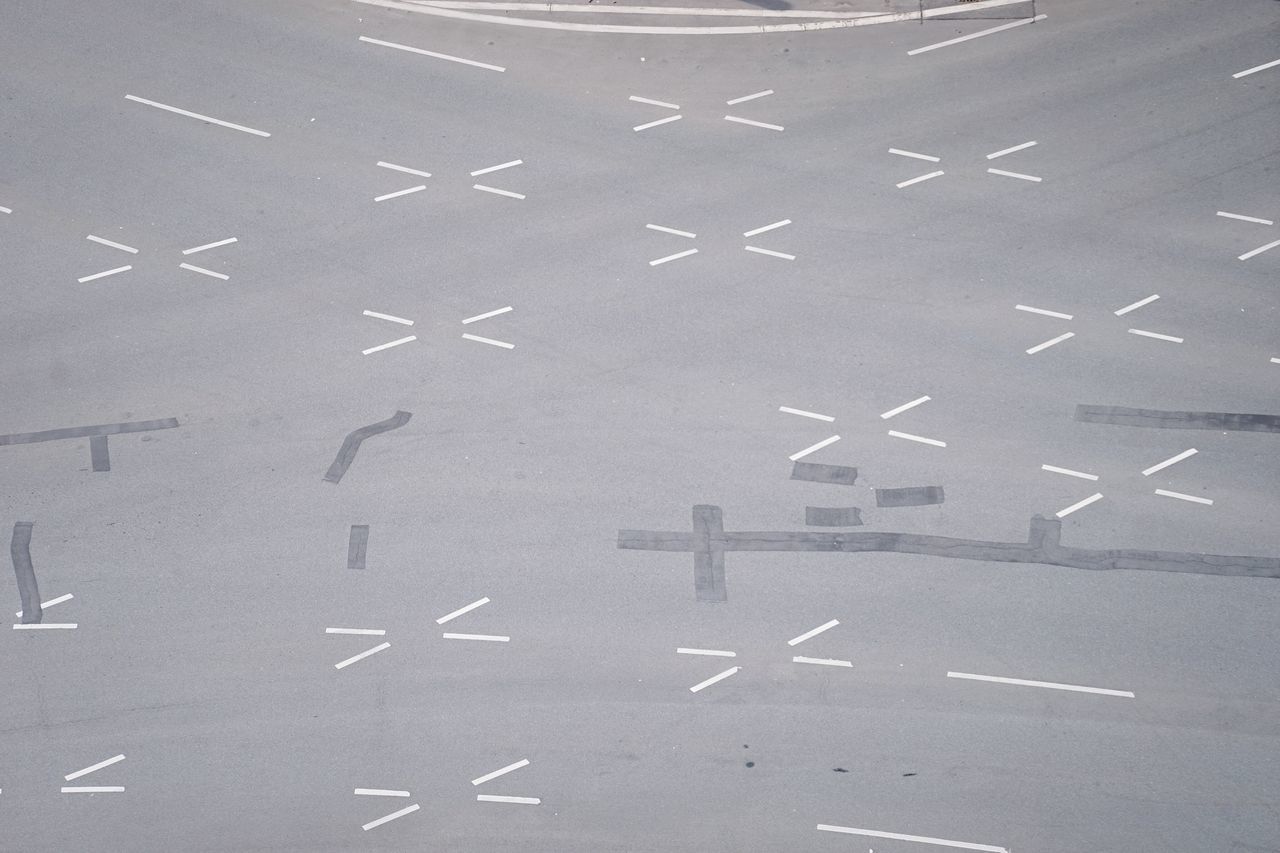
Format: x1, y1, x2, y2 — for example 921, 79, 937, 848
377, 161, 433, 178
689, 666, 739, 693
987, 168, 1041, 182
947, 671, 1134, 698
646, 224, 696, 238
442, 632, 510, 641
354, 788, 411, 797
1025, 331, 1074, 354
470, 159, 523, 176
787, 619, 839, 646
723, 115, 784, 131
633, 114, 683, 131
1233, 57, 1280, 79
1055, 492, 1103, 518
887, 430, 946, 448
62, 787, 124, 794
124, 94, 271, 137
476, 795, 540, 804
436, 597, 491, 624
16, 593, 73, 618
789, 434, 840, 461
1127, 328, 1183, 343
778, 406, 835, 422
461, 306, 513, 324
896, 170, 944, 189
1154, 489, 1213, 505
374, 185, 427, 202
817, 823, 1010, 852
1113, 293, 1159, 316
985, 140, 1036, 160
0, 205, 10, 214
182, 237, 237, 255
649, 248, 698, 266
364, 310, 415, 325
325, 628, 387, 636
1141, 448, 1197, 476
908, 14, 1046, 56
743, 219, 791, 237
879, 395, 930, 420
888, 148, 941, 162
471, 758, 529, 786
179, 262, 229, 280
87, 235, 139, 254
65, 754, 125, 781
1239, 238, 1280, 260
726, 89, 774, 105
1216, 211, 1273, 226
677, 648, 737, 657
12, 623, 77, 629
744, 246, 795, 260
362, 336, 417, 355
422, 0, 883, 18
358, 36, 505, 71
461, 333, 515, 349
1272, 357, 1280, 365
1015, 304, 1073, 320
1041, 464, 1099, 481
362, 803, 420, 830
792, 656, 853, 667
630, 95, 679, 109
472, 184, 525, 199
78, 266, 132, 283
335, 642, 392, 669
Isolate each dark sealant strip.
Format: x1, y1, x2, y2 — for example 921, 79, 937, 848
11, 522, 42, 624
875, 486, 944, 507
805, 507, 864, 527
692, 505, 726, 602
1075, 405, 1280, 433
348, 525, 370, 570
324, 411, 412, 484
90, 436, 110, 472
0, 417, 179, 445
790, 462, 858, 485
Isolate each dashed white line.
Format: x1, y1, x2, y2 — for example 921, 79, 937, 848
358, 35, 506, 71
179, 262, 229, 280
887, 430, 946, 448
61, 786, 124, 794
787, 619, 839, 646
471, 759, 529, 786
789, 434, 841, 461
363, 336, 417, 355
1141, 448, 1197, 476
1113, 294, 1159, 316
726, 89, 774, 105
1216, 211, 1273, 226
1055, 492, 1103, 518
65, 755, 125, 781
124, 94, 272, 137
1154, 489, 1213, 505
1239, 239, 1280, 261
1015, 304, 1073, 320
354, 788, 411, 797
630, 95, 679, 109
1025, 331, 1074, 354
985, 140, 1036, 160
364, 310, 415, 326
470, 159, 523, 176
1041, 464, 1099, 481
362, 803, 420, 830
377, 161, 433, 178
646, 224, 696, 238
461, 306, 513, 324
442, 632, 510, 642
182, 237, 237, 255
1233, 57, 1280, 79
792, 656, 853, 667
778, 406, 835, 422
325, 628, 387, 636
744, 246, 795, 260
12, 623, 77, 630
888, 148, 941, 162
723, 115, 784, 131
987, 168, 1041, 182
907, 14, 1047, 56
477, 795, 540, 804
334, 642, 392, 669
461, 333, 515, 349
1127, 329, 1183, 343
743, 219, 790, 237
634, 115, 683, 132
374, 185, 427, 202
817, 823, 1010, 852
649, 248, 699, 266
689, 666, 739, 693
87, 235, 139, 254
78, 266, 132, 283
677, 648, 737, 657
436, 597, 491, 624
879, 395, 930, 420
947, 671, 1134, 698
896, 170, 944, 189
472, 184, 525, 199
16, 593, 73, 618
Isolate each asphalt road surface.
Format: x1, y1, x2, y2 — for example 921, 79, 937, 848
1, 0, 1278, 850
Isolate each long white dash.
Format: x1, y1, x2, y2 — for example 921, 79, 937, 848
677, 648, 737, 657
470, 159, 523, 177
358, 35, 505, 71
649, 248, 698, 266
374, 185, 427, 202
1055, 492, 1103, 518
726, 90, 774, 106
364, 310, 415, 326
1041, 464, 1099, 481
987, 168, 1041, 182
461, 333, 514, 349
325, 628, 387, 636
12, 623, 77, 629
743, 219, 791, 237
1233, 57, 1280, 79
947, 671, 1134, 698
633, 115, 683, 132
630, 95, 679, 110
377, 161, 433, 178
986, 140, 1037, 160
778, 406, 835, 422
787, 619, 839, 646
78, 266, 132, 283
792, 656, 853, 667
1272, 357, 1280, 365
1154, 489, 1213, 505
689, 666, 739, 693
471, 759, 529, 786
16, 593, 73, 618
887, 430, 946, 448
888, 148, 941, 163
1128, 329, 1183, 343
334, 641, 391, 669
461, 306, 513, 324
789, 434, 840, 461
744, 246, 795, 260
179, 262, 229, 280
65, 754, 125, 781
1025, 331, 1074, 354
123, 94, 271, 137
879, 396, 930, 420
61, 787, 124, 794
1239, 239, 1280, 261
362, 803, 420, 830
1113, 294, 1159, 316
723, 115, 784, 131
362, 336, 417, 355
897, 170, 944, 189
436, 597, 490, 624
472, 184, 525, 199
1216, 211, 1273, 226
907, 14, 1047, 56
817, 824, 1010, 852
442, 633, 509, 642
1016, 304, 1073, 320
182, 237, 237, 255
646, 224, 696, 238
354, 788, 410, 797
87, 235, 139, 254
1141, 448, 1197, 476
477, 795, 540, 804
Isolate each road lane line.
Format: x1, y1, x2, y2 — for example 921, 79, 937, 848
354, 788, 410, 797
363, 336, 417, 355
12, 623, 77, 629
744, 246, 794, 259
1015, 304, 1073, 320
471, 759, 529, 786
1127, 329, 1183, 343
16, 593, 73, 618
181, 237, 237, 255
1141, 448, 1197, 476
461, 333, 515, 348
1239, 238, 1280, 260
779, 406, 835, 422
630, 95, 679, 109
896, 170, 944, 188
947, 671, 1134, 698
65, 755, 125, 781
1154, 489, 1213, 505
436, 597, 491, 624
907, 14, 1047, 56
649, 248, 698, 266
792, 656, 852, 667
985, 140, 1036, 159
888, 148, 941, 162
817, 823, 1010, 852
1041, 465, 1099, 481
472, 184, 525, 199
723, 115, 784, 131
726, 89, 773, 104
362, 803, 420, 830
1233, 58, 1280, 79
62, 786, 124, 793
179, 262, 229, 280
1055, 492, 1103, 518
634, 115, 683, 131
374, 185, 427, 202
87, 235, 139, 254
1272, 357, 1280, 365
743, 219, 790, 237
1113, 294, 1159, 315
78, 266, 132, 283
987, 168, 1041, 182
424, 1, 881, 17
677, 648, 737, 657
364, 310, 415, 325
124, 94, 272, 137
462, 306, 513, 324
887, 430, 946, 447
1216, 211, 1273, 225
477, 795, 540, 804
470, 159, 523, 176
325, 628, 387, 635
789, 435, 840, 461
1025, 331, 1074, 354
788, 619, 839, 646
689, 666, 739, 692
442, 632, 510, 641
358, 35, 505, 71
335, 642, 391, 669
0, 205, 10, 213
646, 224, 696, 238
377, 161, 433, 178
879, 395, 930, 420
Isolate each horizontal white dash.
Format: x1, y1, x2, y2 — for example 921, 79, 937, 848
1113, 293, 1159, 316
897, 170, 944, 189
743, 219, 791, 237
744, 246, 795, 260
887, 430, 945, 448
947, 671, 1134, 698
461, 306, 512, 324
1272, 357, 1280, 365
442, 632, 509, 642
181, 237, 237, 255
477, 795, 540, 804
1041, 464, 1099, 481
362, 803, 420, 830
645, 224, 696, 239
723, 115, 784, 131
689, 666, 739, 693
78, 265, 132, 283
436, 597, 491, 624
358, 36, 505, 71
788, 619, 839, 646
1154, 489, 1213, 505
376, 161, 433, 178
325, 628, 387, 636
374, 185, 427, 202
649, 248, 698, 266
630, 95, 680, 110
789, 434, 840, 461
908, 14, 1047, 56
778, 406, 835, 422
61, 787, 124, 794
1127, 328, 1183, 343
986, 140, 1037, 160
792, 656, 853, 667
65, 754, 125, 781
726, 89, 773, 105
1016, 304, 1073, 320
16, 593, 73, 618
13, 623, 77, 629
335, 641, 391, 669
879, 395, 930, 420
1239, 238, 1280, 261
363, 310, 414, 326
1141, 447, 1197, 476
354, 788, 410, 797
633, 114, 683, 132
124, 94, 271, 137
987, 168, 1041, 182
362, 335, 417, 355
677, 648, 737, 657
87, 235, 139, 254
817, 823, 1010, 852
888, 148, 941, 163
1233, 57, 1280, 79
1216, 211, 1273, 226
471, 758, 529, 786
1055, 492, 1103, 518
179, 262, 229, 280
470, 159, 523, 177
472, 184, 525, 199
461, 333, 514, 349
1025, 331, 1074, 354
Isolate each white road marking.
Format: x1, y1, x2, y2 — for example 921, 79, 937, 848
787, 619, 839, 646
424, 0, 881, 17
362, 336, 417, 355
743, 219, 791, 237
461, 306, 513, 324
1015, 304, 1073, 320
364, 310, 415, 325
1216, 211, 1273, 226
470, 159, 523, 176
377, 161, 433, 178
477, 795, 540, 804
987, 168, 1041, 182
947, 671, 1134, 698
888, 148, 941, 162
633, 114, 683, 131
630, 95, 679, 109
374, 185, 427, 202
677, 648, 737, 657
1113, 294, 1159, 316
354, 788, 411, 797
362, 803, 420, 830
985, 140, 1036, 160
896, 170, 944, 189
124, 94, 271, 137
65, 754, 125, 781
0, 205, 10, 214
907, 14, 1047, 56
646, 224, 696, 238
358, 35, 505, 71
12, 623, 77, 629
182, 237, 237, 255
886, 430, 946, 448
1154, 489, 1213, 505
1127, 329, 1183, 343
879, 395, 930, 420
1233, 57, 1280, 79
1239, 238, 1280, 261
325, 628, 387, 636
778, 406, 835, 422
16, 593, 73, 618
87, 235, 139, 254
436, 597, 491, 624
817, 823, 1010, 852
78, 266, 132, 283
461, 333, 515, 349
1055, 492, 1103, 518
792, 656, 853, 667
62, 786, 125, 794
789, 435, 841, 461
726, 89, 774, 104
1272, 357, 1280, 365
689, 666, 740, 693
744, 246, 795, 260
649, 248, 699, 266
472, 184, 525, 199
179, 262, 229, 280
1141, 448, 1197, 476
723, 115, 784, 131
471, 758, 530, 786
1025, 331, 1074, 354
442, 632, 510, 641
335, 642, 392, 669
1041, 464, 1099, 481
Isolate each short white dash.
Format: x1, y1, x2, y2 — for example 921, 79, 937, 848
1015, 304, 1073, 320
358, 35, 505, 72
461, 333, 515, 349
1141, 448, 1197, 477
947, 671, 1134, 698
325, 628, 387, 636
1239, 239, 1280, 261
789, 434, 840, 461
1271, 357, 1280, 365
633, 115, 683, 132
354, 788, 410, 797
376, 161, 433, 178
1041, 464, 1099, 481
726, 89, 773, 105
363, 310, 415, 326
78, 265, 132, 283
907, 14, 1047, 56
472, 184, 525, 199
124, 94, 271, 137
645, 224, 696, 239
471, 759, 529, 786
1113, 294, 1159, 316
1055, 492, 1103, 518
879, 396, 930, 420
1127, 329, 1183, 343
888, 148, 941, 163
743, 219, 791, 237
477, 795, 540, 804
649, 248, 698, 266
442, 632, 510, 642
792, 656, 853, 668
362, 803, 420, 830
1025, 331, 1074, 354
817, 824, 1009, 852
689, 666, 739, 693
181, 237, 237, 255
887, 430, 946, 448
896, 170, 944, 189
723, 115, 784, 131
374, 185, 427, 202
778, 406, 835, 422
677, 648, 737, 657
744, 246, 795, 260
629, 95, 680, 110
61, 787, 124, 794
362, 336, 417, 355
461, 306, 513, 324
16, 593, 73, 618
179, 262, 229, 280
787, 619, 839, 646
1233, 57, 1280, 79
1216, 211, 1273, 226
86, 235, 139, 254
470, 159, 523, 177
65, 754, 125, 781
334, 642, 391, 669
987, 168, 1042, 182
12, 623, 77, 629
0, 205, 10, 214
435, 597, 490, 624
986, 140, 1037, 160
1154, 489, 1213, 505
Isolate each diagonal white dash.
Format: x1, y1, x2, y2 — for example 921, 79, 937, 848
472, 184, 525, 199
789, 435, 840, 461
1016, 304, 1073, 320
908, 14, 1047, 56
181, 237, 237, 255
792, 656, 853, 667
78, 265, 132, 283
1233, 57, 1280, 79
1216, 211, 1273, 226
471, 758, 529, 786
87, 235, 139, 254
646, 224, 696, 239
677, 648, 737, 657
1025, 331, 1074, 354
477, 795, 540, 804
377, 161, 433, 178
897, 170, 944, 189
778, 406, 835, 422
689, 666, 739, 693
879, 395, 930, 420
1055, 492, 1103, 518
16, 593, 73, 618
436, 597, 490, 624
726, 89, 774, 105
1041, 464, 1099, 481
335, 642, 391, 669
723, 115, 784, 131
887, 430, 946, 447
987, 168, 1041, 182
363, 336, 417, 355
817, 823, 1010, 852
649, 248, 698, 266
888, 148, 941, 163
62, 786, 124, 793
358, 35, 505, 71
986, 140, 1037, 160
1239, 239, 1280, 261
362, 803, 420, 830
354, 788, 411, 797
1127, 329, 1183, 343
743, 219, 791, 237
124, 94, 271, 137
947, 671, 1134, 698
1113, 294, 1159, 316
461, 333, 515, 349
787, 619, 839, 646
629, 95, 680, 109
442, 633, 510, 642
364, 310, 415, 326
65, 754, 125, 782
634, 115, 683, 132
461, 306, 513, 324
374, 185, 427, 202
470, 159, 523, 177
744, 246, 795, 260
179, 263, 229, 280
1154, 489, 1213, 505
1141, 448, 1197, 476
